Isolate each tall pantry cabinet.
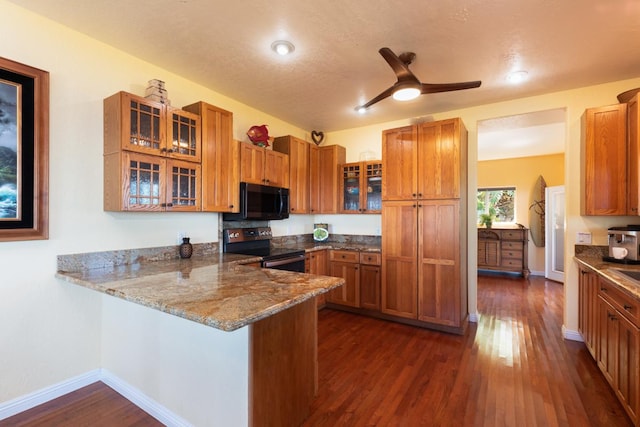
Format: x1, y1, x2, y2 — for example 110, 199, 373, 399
381, 118, 468, 333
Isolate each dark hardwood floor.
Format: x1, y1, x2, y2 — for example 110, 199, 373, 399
0, 275, 631, 426
304, 275, 632, 427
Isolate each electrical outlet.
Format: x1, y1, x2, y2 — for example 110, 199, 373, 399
576, 232, 592, 244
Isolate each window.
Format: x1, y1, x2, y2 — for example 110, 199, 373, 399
477, 187, 515, 224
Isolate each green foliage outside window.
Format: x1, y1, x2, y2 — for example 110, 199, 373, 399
477, 187, 515, 224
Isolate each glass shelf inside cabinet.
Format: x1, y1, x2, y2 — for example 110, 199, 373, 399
365, 163, 382, 211
343, 164, 361, 211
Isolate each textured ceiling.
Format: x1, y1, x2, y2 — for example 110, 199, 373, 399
6, 0, 640, 140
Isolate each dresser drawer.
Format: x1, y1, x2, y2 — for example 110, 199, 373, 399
330, 250, 360, 263
501, 230, 525, 240
359, 252, 381, 265
599, 277, 640, 327
501, 241, 523, 251
501, 249, 523, 260
501, 258, 524, 268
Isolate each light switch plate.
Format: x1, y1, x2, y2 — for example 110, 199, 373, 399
576, 232, 592, 244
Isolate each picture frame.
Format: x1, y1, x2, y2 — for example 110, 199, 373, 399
0, 57, 49, 242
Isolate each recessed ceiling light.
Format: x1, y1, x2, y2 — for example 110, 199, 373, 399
271, 40, 295, 56
507, 70, 528, 84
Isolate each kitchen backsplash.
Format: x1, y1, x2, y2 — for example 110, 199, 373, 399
271, 233, 381, 247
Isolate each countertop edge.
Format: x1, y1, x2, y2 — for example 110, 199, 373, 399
574, 255, 640, 302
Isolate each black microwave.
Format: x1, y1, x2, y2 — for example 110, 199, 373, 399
223, 183, 290, 221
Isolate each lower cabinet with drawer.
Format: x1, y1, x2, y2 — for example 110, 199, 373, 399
326, 250, 381, 312
597, 276, 640, 425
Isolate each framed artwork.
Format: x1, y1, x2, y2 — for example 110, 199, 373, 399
0, 57, 49, 242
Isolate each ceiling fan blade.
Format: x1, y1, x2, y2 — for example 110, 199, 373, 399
358, 85, 396, 110
378, 47, 415, 81
421, 80, 482, 94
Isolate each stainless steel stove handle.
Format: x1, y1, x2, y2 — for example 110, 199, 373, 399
262, 254, 306, 268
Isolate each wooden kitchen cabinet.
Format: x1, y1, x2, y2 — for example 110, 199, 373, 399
381, 117, 468, 334
382, 119, 464, 200
239, 142, 289, 188
578, 266, 599, 359
309, 144, 346, 214
104, 91, 202, 212
339, 161, 382, 213
596, 276, 640, 424
381, 200, 418, 319
327, 250, 360, 308
104, 91, 201, 162
581, 103, 628, 215
359, 252, 381, 311
273, 135, 310, 213
628, 94, 640, 215
306, 249, 328, 308
183, 101, 239, 213
104, 151, 201, 211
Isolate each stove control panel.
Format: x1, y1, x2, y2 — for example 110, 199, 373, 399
224, 227, 272, 243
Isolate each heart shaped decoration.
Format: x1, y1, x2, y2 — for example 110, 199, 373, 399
311, 130, 324, 145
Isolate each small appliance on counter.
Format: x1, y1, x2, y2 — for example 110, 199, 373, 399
313, 223, 329, 242
606, 225, 640, 264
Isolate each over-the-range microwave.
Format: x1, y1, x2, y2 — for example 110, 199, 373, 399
223, 182, 290, 221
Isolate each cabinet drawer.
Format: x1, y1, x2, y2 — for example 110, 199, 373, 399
501, 250, 523, 260
360, 252, 381, 265
330, 250, 359, 263
501, 230, 525, 240
501, 258, 524, 268
599, 278, 640, 327
501, 241, 523, 250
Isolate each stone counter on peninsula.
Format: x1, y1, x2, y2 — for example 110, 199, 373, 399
55, 245, 344, 426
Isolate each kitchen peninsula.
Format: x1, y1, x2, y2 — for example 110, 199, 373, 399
56, 246, 344, 426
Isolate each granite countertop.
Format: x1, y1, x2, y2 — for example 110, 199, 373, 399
574, 254, 640, 301
56, 253, 344, 332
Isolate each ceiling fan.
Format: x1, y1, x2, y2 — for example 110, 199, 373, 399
356, 47, 482, 112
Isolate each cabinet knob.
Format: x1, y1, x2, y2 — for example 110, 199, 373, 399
412, 193, 416, 198
418, 193, 423, 197
600, 287, 608, 292
229, 205, 234, 208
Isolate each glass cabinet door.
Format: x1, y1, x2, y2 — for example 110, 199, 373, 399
342, 163, 361, 212
169, 159, 201, 211
167, 108, 201, 162
126, 95, 163, 153
124, 152, 165, 211
365, 162, 382, 212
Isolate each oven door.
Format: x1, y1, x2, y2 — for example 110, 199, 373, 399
261, 254, 306, 272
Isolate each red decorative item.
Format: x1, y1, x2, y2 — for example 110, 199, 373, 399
247, 125, 271, 147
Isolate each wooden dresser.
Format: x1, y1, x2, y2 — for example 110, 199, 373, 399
478, 227, 529, 278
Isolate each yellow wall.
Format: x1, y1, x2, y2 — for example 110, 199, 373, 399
477, 153, 565, 273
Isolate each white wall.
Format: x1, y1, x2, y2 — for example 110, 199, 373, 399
3, 0, 640, 412
0, 0, 305, 406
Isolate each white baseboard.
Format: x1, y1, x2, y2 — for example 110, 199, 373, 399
563, 326, 583, 342
0, 370, 101, 420
101, 369, 193, 427
0, 369, 192, 427
468, 312, 479, 323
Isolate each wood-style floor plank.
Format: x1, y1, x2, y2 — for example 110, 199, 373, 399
0, 275, 632, 426
303, 275, 633, 427
0, 381, 162, 427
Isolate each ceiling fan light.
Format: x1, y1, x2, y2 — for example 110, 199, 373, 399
356, 106, 367, 114
271, 40, 295, 56
392, 86, 421, 101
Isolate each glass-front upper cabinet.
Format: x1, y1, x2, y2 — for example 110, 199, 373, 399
340, 161, 382, 214
104, 91, 201, 162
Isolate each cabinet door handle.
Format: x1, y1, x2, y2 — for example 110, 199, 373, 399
624, 304, 633, 311
600, 287, 608, 292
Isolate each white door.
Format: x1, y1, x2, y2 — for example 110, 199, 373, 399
545, 185, 565, 282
